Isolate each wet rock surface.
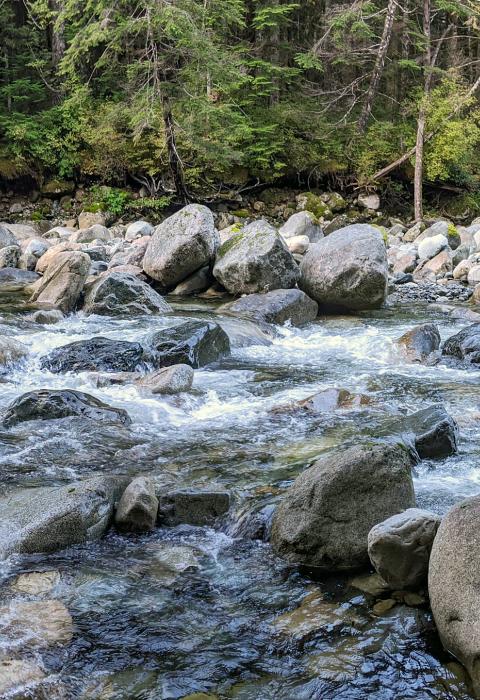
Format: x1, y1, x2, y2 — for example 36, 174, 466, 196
83, 272, 172, 316
40, 336, 145, 373
219, 288, 318, 327
149, 320, 230, 368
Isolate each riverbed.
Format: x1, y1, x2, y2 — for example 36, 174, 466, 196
0, 295, 478, 699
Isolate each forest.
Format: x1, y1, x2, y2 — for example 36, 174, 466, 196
1, 0, 480, 219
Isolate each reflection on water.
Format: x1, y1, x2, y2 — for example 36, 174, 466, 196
0, 297, 478, 698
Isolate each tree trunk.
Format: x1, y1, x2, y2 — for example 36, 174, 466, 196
357, 0, 397, 133
413, 0, 431, 222
162, 94, 189, 203
49, 0, 65, 68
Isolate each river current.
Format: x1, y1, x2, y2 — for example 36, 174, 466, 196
0, 294, 478, 699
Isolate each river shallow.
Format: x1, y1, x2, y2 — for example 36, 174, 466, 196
0, 294, 478, 699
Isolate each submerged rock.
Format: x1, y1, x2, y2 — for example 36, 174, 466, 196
29, 250, 90, 313
0, 476, 127, 559
272, 387, 371, 415
429, 495, 480, 696
143, 204, 219, 288
270, 443, 415, 571
2, 389, 131, 428
213, 220, 299, 295
40, 336, 144, 373
157, 489, 230, 526
299, 224, 388, 311
443, 323, 480, 364
115, 477, 158, 533
399, 406, 459, 460
149, 321, 230, 368
219, 288, 318, 327
11, 570, 61, 595
0, 599, 73, 647
368, 508, 441, 589
0, 659, 46, 696
26, 308, 64, 324
0, 337, 27, 371
83, 271, 172, 316
397, 323, 441, 363
136, 364, 194, 394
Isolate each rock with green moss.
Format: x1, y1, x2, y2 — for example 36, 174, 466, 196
326, 191, 347, 212
41, 179, 74, 198
213, 219, 299, 295
296, 193, 332, 219
143, 204, 219, 290
300, 224, 388, 311
415, 221, 460, 251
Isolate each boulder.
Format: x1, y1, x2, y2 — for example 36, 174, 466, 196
358, 193, 380, 211
286, 235, 309, 254
136, 364, 194, 394
219, 288, 318, 327
416, 221, 460, 249
44, 225, 76, 239
40, 336, 144, 373
143, 204, 219, 288
115, 477, 158, 533
71, 224, 112, 244
417, 234, 448, 261
125, 220, 153, 241
30, 251, 90, 313
108, 243, 147, 269
2, 389, 131, 428
397, 323, 441, 363
453, 259, 473, 281
368, 508, 441, 589
158, 489, 230, 526
78, 211, 106, 229
414, 249, 452, 280
0, 476, 128, 559
394, 405, 459, 460
0, 337, 28, 370
35, 242, 81, 274
270, 443, 415, 571
279, 212, 323, 242
83, 272, 172, 317
299, 224, 388, 311
443, 324, 480, 364
392, 249, 417, 275
0, 245, 20, 269
26, 308, 64, 324
149, 321, 230, 368
467, 264, 480, 286
0, 267, 39, 292
1, 223, 38, 241
0, 224, 18, 249
213, 220, 300, 295
169, 266, 213, 296
429, 495, 480, 695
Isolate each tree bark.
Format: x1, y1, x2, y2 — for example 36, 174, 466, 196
357, 0, 397, 133
162, 94, 189, 203
413, 0, 431, 222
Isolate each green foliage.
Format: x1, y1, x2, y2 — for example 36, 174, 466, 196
86, 186, 131, 216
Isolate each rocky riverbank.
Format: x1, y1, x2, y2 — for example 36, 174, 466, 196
1, 200, 480, 698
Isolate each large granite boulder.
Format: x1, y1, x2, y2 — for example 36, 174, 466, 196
397, 323, 441, 363
213, 220, 300, 295
2, 389, 131, 428
83, 272, 172, 316
148, 321, 230, 368
30, 250, 90, 313
299, 224, 388, 311
0, 476, 128, 559
429, 495, 480, 695
142, 204, 219, 288
368, 508, 441, 589
40, 336, 144, 373
443, 324, 480, 364
219, 288, 318, 326
270, 443, 415, 571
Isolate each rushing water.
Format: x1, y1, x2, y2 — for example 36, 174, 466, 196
0, 293, 478, 699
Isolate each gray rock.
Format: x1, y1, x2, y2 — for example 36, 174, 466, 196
299, 224, 388, 311
219, 288, 318, 327
41, 336, 144, 373
213, 220, 300, 295
416, 221, 460, 250
392, 405, 459, 460
143, 204, 219, 288
279, 212, 323, 242
0, 267, 38, 292
270, 443, 415, 571
83, 272, 172, 316
0, 245, 20, 269
170, 266, 213, 296
0, 476, 128, 559
115, 477, 158, 532
30, 251, 90, 313
149, 321, 230, 368
158, 489, 230, 526
71, 224, 112, 243
429, 495, 480, 695
2, 389, 131, 428
125, 220, 153, 241
358, 193, 380, 210
443, 323, 480, 364
0, 337, 27, 371
108, 242, 147, 269
397, 323, 440, 363
136, 365, 194, 394
368, 508, 441, 589
26, 309, 65, 324
0, 223, 17, 249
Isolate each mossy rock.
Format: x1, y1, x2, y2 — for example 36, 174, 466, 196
230, 209, 250, 218
300, 193, 331, 219
41, 179, 74, 198
326, 192, 347, 212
